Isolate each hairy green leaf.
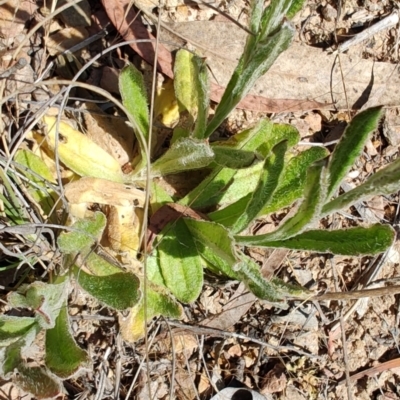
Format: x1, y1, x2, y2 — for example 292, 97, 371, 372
58, 212, 106, 254
7, 281, 68, 329
205, 23, 294, 137
0, 317, 37, 347
184, 219, 239, 278
323, 156, 400, 215
158, 219, 203, 303
212, 145, 258, 169
236, 224, 395, 255
254, 161, 327, 241
46, 303, 89, 378
74, 267, 141, 310
259, 146, 329, 216
151, 138, 214, 176
181, 118, 298, 209
174, 49, 210, 139
236, 253, 310, 301
327, 106, 383, 197
231, 140, 288, 233
119, 63, 149, 141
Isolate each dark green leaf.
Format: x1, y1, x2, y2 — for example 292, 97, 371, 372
74, 268, 141, 310
158, 219, 203, 303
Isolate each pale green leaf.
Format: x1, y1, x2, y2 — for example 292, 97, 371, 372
7, 281, 68, 329
323, 156, 400, 215
184, 219, 238, 279
236, 224, 395, 255
46, 303, 89, 378
14, 149, 57, 217
57, 212, 106, 254
231, 140, 288, 233
158, 219, 203, 303
151, 138, 214, 176
0, 317, 37, 347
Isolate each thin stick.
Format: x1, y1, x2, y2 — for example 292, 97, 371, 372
312, 284, 400, 302
337, 12, 399, 53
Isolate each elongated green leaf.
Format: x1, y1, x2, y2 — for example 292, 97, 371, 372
255, 161, 326, 241
327, 106, 383, 197
0, 168, 27, 225
174, 50, 209, 139
184, 219, 238, 278
119, 63, 149, 140
46, 303, 89, 378
58, 212, 106, 254
231, 140, 288, 233
259, 0, 303, 39
236, 224, 395, 255
209, 194, 251, 228
73, 267, 140, 310
236, 253, 310, 301
158, 219, 203, 303
259, 146, 329, 216
205, 23, 294, 137
212, 145, 258, 169
323, 156, 400, 215
0, 317, 37, 347
151, 138, 214, 176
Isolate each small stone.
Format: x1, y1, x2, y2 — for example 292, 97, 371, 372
322, 4, 337, 22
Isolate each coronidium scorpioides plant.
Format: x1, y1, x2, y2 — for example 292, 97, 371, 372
0, 0, 398, 397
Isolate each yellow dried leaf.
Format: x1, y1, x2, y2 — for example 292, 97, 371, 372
154, 78, 180, 127
43, 116, 124, 183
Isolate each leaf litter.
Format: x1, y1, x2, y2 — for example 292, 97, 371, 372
1, 0, 400, 399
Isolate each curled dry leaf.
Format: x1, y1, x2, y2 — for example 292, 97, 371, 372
82, 102, 135, 166
64, 177, 145, 207
42, 116, 125, 182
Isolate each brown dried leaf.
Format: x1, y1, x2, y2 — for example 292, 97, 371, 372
65, 177, 146, 207
0, 0, 37, 39
45, 27, 88, 56
82, 103, 135, 166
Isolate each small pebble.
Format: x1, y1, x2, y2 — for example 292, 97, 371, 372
322, 4, 337, 22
